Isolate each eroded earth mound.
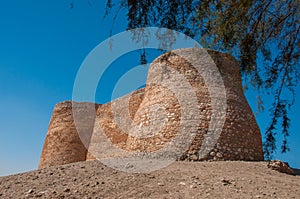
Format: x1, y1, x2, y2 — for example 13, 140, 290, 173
1, 161, 299, 198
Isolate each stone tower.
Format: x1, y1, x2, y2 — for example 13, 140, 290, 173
38, 48, 264, 169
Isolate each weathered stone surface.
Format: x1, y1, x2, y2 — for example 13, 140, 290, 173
38, 101, 96, 168
267, 160, 295, 175
39, 48, 264, 169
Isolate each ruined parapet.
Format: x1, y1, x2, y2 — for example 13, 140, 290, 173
39, 48, 264, 169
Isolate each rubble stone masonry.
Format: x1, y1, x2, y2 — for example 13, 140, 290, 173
39, 48, 264, 169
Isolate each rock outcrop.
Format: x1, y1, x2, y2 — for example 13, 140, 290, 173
267, 160, 295, 175
39, 48, 264, 169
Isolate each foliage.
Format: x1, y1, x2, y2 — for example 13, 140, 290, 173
104, 0, 300, 159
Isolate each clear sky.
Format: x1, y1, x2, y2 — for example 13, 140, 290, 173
0, 1, 299, 176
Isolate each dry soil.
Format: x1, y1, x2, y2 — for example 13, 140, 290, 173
0, 160, 299, 198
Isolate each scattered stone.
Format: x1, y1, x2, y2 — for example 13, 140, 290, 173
35, 191, 46, 197
64, 188, 70, 193
158, 183, 164, 186
125, 163, 134, 169
26, 189, 34, 194
267, 160, 295, 175
190, 155, 198, 161
221, 179, 232, 186
147, 175, 155, 179
216, 152, 223, 158
190, 184, 197, 189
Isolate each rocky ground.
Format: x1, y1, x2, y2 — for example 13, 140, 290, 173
0, 160, 299, 198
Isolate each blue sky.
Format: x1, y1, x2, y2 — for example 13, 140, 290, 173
0, 1, 299, 176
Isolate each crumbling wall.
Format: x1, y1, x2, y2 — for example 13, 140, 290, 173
39, 48, 264, 169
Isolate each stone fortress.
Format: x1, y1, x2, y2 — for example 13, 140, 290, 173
39, 48, 264, 169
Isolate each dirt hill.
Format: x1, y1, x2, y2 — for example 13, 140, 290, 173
0, 160, 299, 198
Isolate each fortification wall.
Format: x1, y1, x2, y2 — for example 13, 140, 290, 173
39, 48, 264, 169
38, 102, 88, 168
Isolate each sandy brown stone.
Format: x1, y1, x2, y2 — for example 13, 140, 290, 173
267, 160, 295, 175
39, 48, 264, 169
